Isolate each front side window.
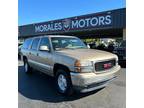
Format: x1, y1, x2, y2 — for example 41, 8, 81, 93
39, 37, 50, 49
31, 38, 40, 50
51, 37, 87, 51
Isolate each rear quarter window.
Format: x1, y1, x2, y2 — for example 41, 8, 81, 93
22, 39, 32, 49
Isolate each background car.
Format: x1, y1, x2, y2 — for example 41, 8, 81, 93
113, 40, 126, 67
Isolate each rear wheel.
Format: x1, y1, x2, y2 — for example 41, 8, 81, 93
24, 59, 32, 74
55, 69, 73, 96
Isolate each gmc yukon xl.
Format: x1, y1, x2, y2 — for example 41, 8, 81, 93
21, 35, 121, 95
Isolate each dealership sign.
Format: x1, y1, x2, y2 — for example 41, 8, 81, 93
19, 8, 126, 37
35, 14, 112, 33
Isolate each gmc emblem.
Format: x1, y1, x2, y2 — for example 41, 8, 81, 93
103, 63, 112, 69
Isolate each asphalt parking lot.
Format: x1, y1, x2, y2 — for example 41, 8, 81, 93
18, 60, 126, 108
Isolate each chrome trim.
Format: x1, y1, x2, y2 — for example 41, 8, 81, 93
93, 58, 117, 73
94, 65, 120, 74
93, 58, 116, 64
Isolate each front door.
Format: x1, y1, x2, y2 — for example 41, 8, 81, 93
37, 37, 53, 76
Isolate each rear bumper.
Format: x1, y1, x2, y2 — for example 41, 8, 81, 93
70, 65, 121, 92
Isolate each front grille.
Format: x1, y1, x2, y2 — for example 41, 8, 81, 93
95, 59, 116, 72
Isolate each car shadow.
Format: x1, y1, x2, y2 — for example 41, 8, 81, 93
18, 65, 104, 103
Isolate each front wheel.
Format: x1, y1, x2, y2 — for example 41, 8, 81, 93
55, 69, 73, 96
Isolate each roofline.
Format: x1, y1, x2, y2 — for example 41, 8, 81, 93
25, 35, 78, 39
48, 35, 77, 38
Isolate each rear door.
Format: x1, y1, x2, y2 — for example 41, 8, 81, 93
28, 37, 41, 70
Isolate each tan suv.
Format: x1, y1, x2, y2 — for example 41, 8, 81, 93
21, 35, 121, 95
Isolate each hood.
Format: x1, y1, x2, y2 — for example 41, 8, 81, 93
56, 48, 117, 61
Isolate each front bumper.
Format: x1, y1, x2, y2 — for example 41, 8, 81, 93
70, 65, 121, 92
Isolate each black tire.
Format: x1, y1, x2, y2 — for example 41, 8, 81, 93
55, 69, 73, 96
24, 59, 32, 74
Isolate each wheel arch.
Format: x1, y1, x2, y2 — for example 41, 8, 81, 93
53, 63, 71, 76
23, 56, 27, 62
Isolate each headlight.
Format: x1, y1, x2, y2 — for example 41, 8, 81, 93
74, 60, 94, 73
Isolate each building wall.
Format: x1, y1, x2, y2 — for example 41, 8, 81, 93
19, 8, 126, 38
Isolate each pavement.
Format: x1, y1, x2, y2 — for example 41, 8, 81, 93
18, 60, 126, 108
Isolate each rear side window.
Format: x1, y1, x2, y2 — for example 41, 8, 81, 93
22, 39, 32, 49
31, 38, 40, 50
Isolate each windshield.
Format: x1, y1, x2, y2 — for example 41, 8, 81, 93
51, 37, 87, 51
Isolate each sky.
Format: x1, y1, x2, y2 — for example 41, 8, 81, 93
18, 0, 126, 25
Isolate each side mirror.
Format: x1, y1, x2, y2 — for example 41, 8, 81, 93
39, 45, 49, 51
